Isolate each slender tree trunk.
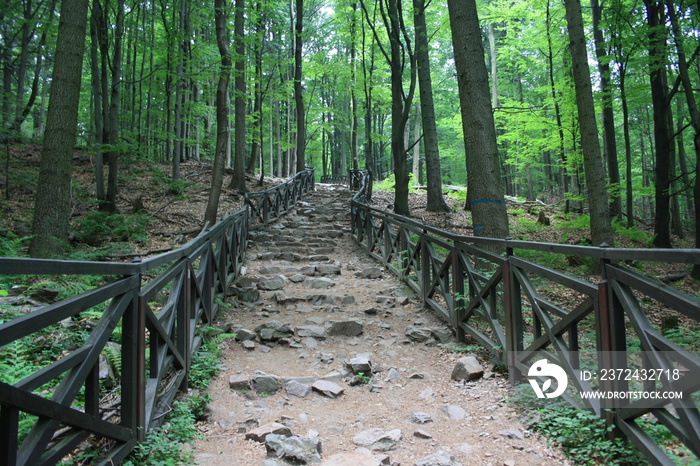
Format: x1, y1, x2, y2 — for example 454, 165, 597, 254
645, 0, 672, 248
204, 0, 232, 226
29, 0, 90, 258
447, 0, 509, 241
104, 0, 124, 212
546, 0, 569, 213
563, 0, 614, 247
414, 0, 448, 211
90, 1, 105, 203
591, 0, 622, 220
294, 0, 306, 174
229, 0, 248, 191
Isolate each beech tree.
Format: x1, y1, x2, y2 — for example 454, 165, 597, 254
29, 0, 90, 257
563, 0, 614, 247
447, 0, 509, 240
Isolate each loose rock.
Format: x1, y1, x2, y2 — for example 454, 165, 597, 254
414, 450, 464, 466
352, 428, 402, 452
451, 356, 484, 382
311, 380, 344, 398
245, 422, 292, 443
265, 433, 322, 464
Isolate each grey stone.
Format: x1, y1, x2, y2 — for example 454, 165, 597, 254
316, 264, 342, 275
305, 277, 336, 289
419, 387, 435, 398
451, 356, 484, 382
345, 354, 372, 374
259, 328, 277, 341
430, 327, 453, 343
358, 267, 382, 279
297, 325, 326, 339
413, 429, 433, 439
265, 434, 322, 464
289, 274, 306, 283
235, 328, 257, 341
252, 371, 282, 394
410, 412, 433, 424
341, 295, 356, 305
302, 337, 318, 348
352, 428, 402, 452
244, 422, 292, 443
242, 340, 257, 350
385, 368, 401, 381
230, 286, 260, 303
328, 320, 364, 337
497, 429, 524, 440
311, 379, 344, 398
305, 316, 325, 325
258, 278, 286, 291
443, 404, 467, 420
405, 325, 432, 342
285, 380, 312, 398
259, 266, 283, 275
229, 374, 252, 391
414, 450, 464, 466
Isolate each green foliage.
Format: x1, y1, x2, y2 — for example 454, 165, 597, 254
561, 214, 591, 230
0, 231, 30, 257
75, 211, 151, 246
189, 328, 235, 390
374, 173, 418, 193
123, 401, 201, 466
612, 220, 654, 245
356, 372, 371, 384
509, 385, 647, 465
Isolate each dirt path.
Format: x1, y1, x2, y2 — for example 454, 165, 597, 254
192, 185, 569, 465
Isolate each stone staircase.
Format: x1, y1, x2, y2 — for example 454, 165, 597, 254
192, 184, 569, 466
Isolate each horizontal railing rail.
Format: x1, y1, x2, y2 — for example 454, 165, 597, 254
350, 170, 700, 466
0, 169, 315, 465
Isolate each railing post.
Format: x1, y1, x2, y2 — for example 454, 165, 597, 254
0, 403, 19, 465
597, 244, 626, 438
504, 238, 523, 384
452, 245, 466, 343
129, 257, 146, 442
420, 230, 430, 305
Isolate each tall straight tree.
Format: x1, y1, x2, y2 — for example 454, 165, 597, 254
644, 0, 672, 248
228, 0, 248, 192
204, 0, 232, 227
590, 0, 622, 220
563, 0, 614, 247
413, 0, 449, 212
360, 0, 417, 216
294, 0, 306, 174
447, 0, 509, 240
29, 0, 90, 257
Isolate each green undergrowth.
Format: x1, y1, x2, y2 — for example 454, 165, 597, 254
120, 329, 234, 465
509, 384, 694, 465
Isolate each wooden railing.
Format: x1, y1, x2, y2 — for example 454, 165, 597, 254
245, 169, 315, 224
0, 169, 315, 465
350, 170, 700, 466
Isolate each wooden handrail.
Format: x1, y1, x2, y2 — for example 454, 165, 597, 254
350, 169, 700, 465
0, 169, 315, 465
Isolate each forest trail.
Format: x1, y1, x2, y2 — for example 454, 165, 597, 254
192, 185, 569, 465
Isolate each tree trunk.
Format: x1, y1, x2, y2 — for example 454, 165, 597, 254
229, 0, 248, 191
90, 1, 105, 203
294, 0, 306, 174
645, 0, 672, 248
666, 0, 700, 274
563, 0, 614, 247
414, 0, 448, 211
104, 0, 124, 211
29, 0, 89, 258
204, 0, 232, 227
546, 0, 569, 213
591, 0, 622, 220
447, 0, 509, 241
